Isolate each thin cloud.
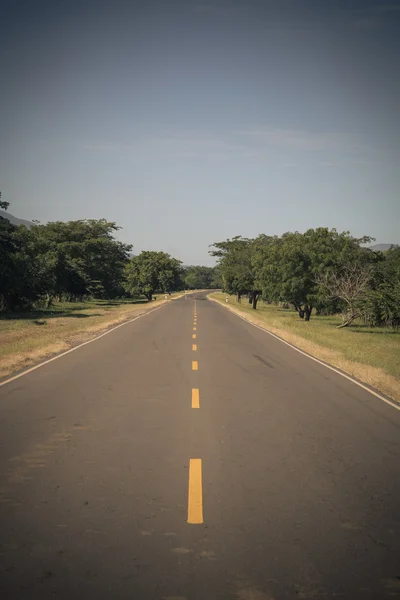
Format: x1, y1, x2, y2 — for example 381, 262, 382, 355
143, 134, 254, 158
236, 128, 372, 154
83, 129, 374, 161
83, 134, 255, 159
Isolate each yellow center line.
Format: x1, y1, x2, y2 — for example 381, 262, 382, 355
192, 388, 200, 408
187, 459, 203, 524
193, 327, 196, 331
192, 344, 197, 351
192, 360, 198, 370
192, 334, 196, 339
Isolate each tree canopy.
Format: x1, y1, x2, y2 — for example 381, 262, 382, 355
211, 228, 398, 326
124, 251, 183, 301
0, 200, 132, 310
183, 265, 219, 290
210, 236, 262, 308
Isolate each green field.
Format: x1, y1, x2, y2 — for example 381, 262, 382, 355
210, 293, 400, 403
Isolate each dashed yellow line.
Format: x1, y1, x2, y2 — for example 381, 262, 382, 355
192, 334, 196, 339
187, 459, 203, 524
192, 360, 198, 370
192, 388, 200, 408
192, 344, 197, 351
193, 327, 197, 331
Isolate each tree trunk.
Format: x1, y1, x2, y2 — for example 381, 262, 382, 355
304, 305, 312, 321
250, 291, 260, 310
293, 303, 304, 318
236, 292, 241, 303
146, 292, 153, 302
337, 312, 360, 328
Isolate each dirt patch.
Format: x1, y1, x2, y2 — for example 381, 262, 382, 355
0, 341, 69, 379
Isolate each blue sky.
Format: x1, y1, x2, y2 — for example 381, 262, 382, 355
1, 0, 399, 265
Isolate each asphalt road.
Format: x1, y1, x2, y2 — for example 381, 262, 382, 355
1, 293, 399, 600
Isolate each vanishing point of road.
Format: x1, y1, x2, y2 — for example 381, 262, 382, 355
0, 293, 399, 599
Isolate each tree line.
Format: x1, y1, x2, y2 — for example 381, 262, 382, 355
0, 199, 219, 311
210, 229, 400, 328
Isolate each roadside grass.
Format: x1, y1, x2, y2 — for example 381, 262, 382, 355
210, 293, 400, 404
0, 293, 187, 379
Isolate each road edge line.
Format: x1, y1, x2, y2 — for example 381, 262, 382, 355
0, 303, 167, 388
208, 295, 400, 412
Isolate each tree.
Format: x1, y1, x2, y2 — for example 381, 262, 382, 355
124, 251, 183, 301
0, 199, 43, 310
183, 265, 216, 290
1, 208, 133, 310
0, 191, 10, 211
253, 228, 375, 320
210, 236, 262, 308
29, 219, 132, 302
317, 263, 372, 327
361, 246, 400, 328
210, 265, 223, 289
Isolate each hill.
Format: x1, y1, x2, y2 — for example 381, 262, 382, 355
0, 210, 33, 228
370, 243, 398, 252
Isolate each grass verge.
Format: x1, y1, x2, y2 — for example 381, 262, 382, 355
209, 293, 400, 405
0, 292, 191, 380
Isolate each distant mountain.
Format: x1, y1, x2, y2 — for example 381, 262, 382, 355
0, 209, 33, 228
370, 243, 398, 252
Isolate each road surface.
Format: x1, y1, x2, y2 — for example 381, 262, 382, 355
0, 293, 399, 599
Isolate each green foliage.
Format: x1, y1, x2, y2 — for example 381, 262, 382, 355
210, 265, 223, 289
183, 265, 218, 290
29, 219, 132, 301
0, 201, 133, 310
210, 236, 262, 307
210, 228, 398, 325
0, 217, 43, 310
252, 228, 375, 319
124, 251, 183, 301
361, 247, 400, 327
0, 191, 10, 211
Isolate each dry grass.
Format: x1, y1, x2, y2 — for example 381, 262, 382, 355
209, 293, 400, 404
0, 293, 189, 379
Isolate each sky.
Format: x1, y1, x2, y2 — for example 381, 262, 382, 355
1, 0, 399, 265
